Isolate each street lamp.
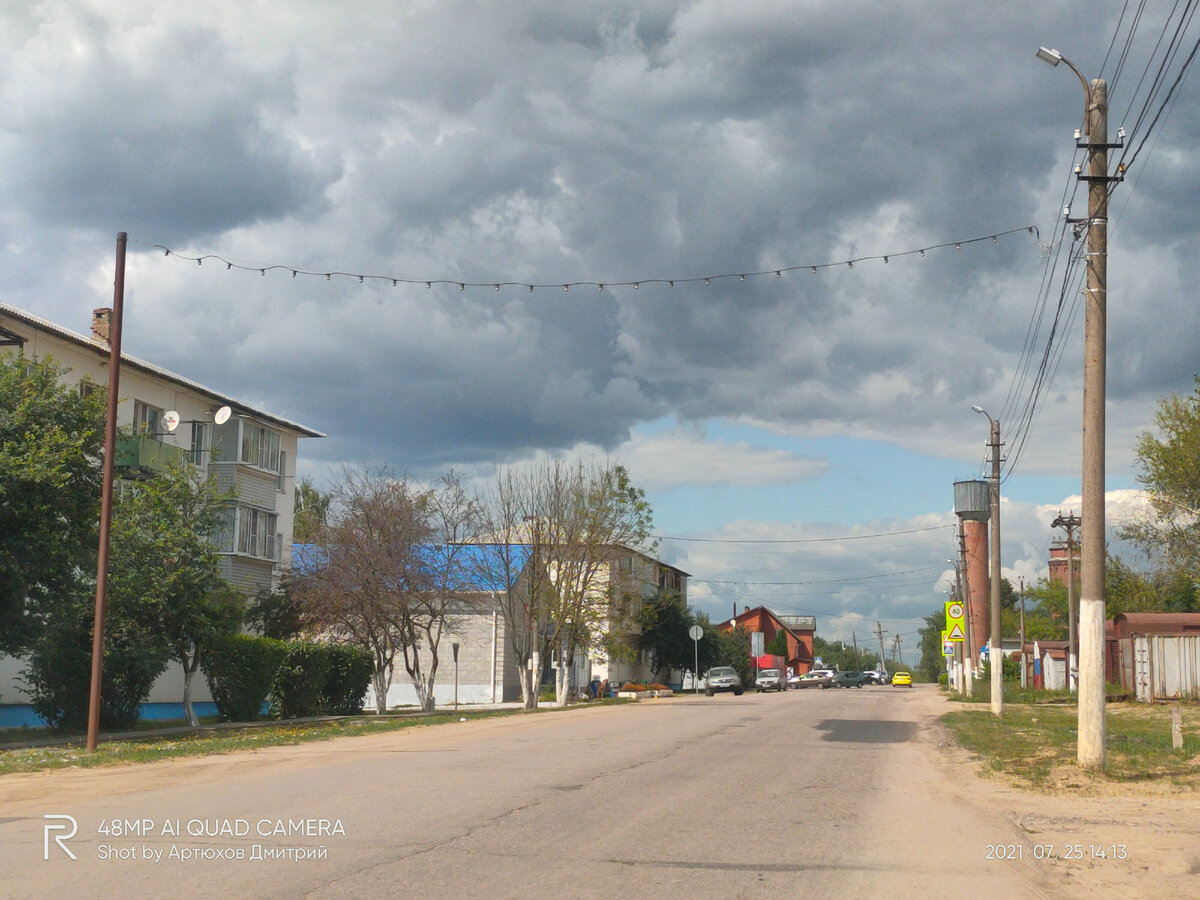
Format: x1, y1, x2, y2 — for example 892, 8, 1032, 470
1037, 44, 1111, 770
972, 405, 1003, 717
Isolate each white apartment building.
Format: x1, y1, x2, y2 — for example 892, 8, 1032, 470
0, 302, 323, 720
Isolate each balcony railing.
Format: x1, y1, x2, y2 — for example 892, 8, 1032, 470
114, 434, 189, 476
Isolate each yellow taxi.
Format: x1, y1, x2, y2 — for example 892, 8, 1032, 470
891, 671, 913, 687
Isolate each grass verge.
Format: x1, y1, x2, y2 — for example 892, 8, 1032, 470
942, 701, 1200, 788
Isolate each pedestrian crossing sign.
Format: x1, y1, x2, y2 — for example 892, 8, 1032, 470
944, 600, 966, 641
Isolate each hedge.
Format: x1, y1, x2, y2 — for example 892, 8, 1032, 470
202, 633, 288, 722
321, 644, 373, 716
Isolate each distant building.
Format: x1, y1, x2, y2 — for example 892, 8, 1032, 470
719, 606, 815, 675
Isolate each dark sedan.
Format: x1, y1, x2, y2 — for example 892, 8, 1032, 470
832, 671, 871, 688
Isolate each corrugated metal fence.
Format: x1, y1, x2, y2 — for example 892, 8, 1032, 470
1132, 634, 1200, 702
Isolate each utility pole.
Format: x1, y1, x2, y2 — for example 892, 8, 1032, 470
1039, 46, 1118, 768
1019, 577, 1027, 689
852, 631, 858, 663
973, 405, 1004, 717
875, 621, 889, 673
87, 232, 127, 754
958, 520, 974, 691
1052, 511, 1081, 692
1078, 75, 1111, 768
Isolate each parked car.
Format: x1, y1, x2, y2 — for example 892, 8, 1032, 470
755, 668, 785, 692
832, 671, 870, 688
793, 670, 834, 689
863, 670, 890, 685
705, 666, 744, 696
891, 671, 913, 687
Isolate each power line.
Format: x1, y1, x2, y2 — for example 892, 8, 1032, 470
654, 524, 953, 544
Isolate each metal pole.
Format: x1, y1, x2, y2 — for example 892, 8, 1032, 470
1078, 77, 1109, 769
86, 232, 126, 753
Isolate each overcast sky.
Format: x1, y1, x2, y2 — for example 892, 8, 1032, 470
4, 1, 1198, 665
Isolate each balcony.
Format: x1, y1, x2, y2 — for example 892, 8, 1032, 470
114, 434, 189, 477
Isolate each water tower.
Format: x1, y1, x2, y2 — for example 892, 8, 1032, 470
953, 480, 990, 668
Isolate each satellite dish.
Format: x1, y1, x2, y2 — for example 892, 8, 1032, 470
162, 410, 181, 433
213, 406, 233, 425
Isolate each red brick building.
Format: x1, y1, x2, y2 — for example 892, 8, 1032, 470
718, 606, 816, 675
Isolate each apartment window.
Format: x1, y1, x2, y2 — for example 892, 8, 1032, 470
240, 423, 281, 472
236, 507, 278, 559
133, 400, 163, 435
190, 423, 209, 467
78, 381, 98, 399
276, 450, 287, 492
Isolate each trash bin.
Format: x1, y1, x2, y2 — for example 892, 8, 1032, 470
589, 679, 600, 699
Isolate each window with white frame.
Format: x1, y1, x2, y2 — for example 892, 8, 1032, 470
240, 422, 281, 472
190, 422, 209, 467
133, 400, 163, 435
236, 507, 278, 559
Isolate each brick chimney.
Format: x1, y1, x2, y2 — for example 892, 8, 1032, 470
91, 308, 112, 345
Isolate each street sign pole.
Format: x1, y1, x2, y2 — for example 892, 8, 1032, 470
688, 624, 704, 694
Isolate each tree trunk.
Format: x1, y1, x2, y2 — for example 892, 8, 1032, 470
181, 647, 200, 728
372, 650, 394, 714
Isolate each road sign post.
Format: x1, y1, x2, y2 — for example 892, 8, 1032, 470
688, 624, 704, 693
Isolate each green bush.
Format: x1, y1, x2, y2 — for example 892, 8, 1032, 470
270, 642, 330, 719
322, 644, 373, 715
202, 633, 288, 722
24, 609, 169, 733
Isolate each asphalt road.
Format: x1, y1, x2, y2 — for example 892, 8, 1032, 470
2, 685, 1063, 899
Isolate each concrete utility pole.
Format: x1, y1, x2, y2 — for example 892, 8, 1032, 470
875, 621, 888, 673
1052, 511, 1081, 691
1019, 577, 1027, 689
973, 406, 1004, 717
1038, 45, 1117, 768
958, 522, 974, 692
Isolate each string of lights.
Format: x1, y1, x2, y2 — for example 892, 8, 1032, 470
130, 226, 1039, 293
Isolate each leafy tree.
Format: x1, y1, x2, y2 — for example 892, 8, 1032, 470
1123, 376, 1200, 575
916, 607, 947, 683
0, 354, 105, 652
293, 476, 330, 544
23, 597, 170, 733
637, 592, 693, 680
107, 458, 241, 726
244, 578, 311, 640
766, 630, 789, 657
477, 459, 655, 708
293, 466, 433, 713
1105, 555, 1160, 614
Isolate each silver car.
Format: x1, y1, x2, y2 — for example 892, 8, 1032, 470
755, 668, 785, 692
705, 666, 744, 696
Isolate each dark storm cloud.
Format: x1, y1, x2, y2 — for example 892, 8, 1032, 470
0, 8, 338, 242
4, 0, 1199, 481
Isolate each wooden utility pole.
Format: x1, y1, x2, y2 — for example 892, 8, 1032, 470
1052, 511, 1081, 691
87, 232, 126, 753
